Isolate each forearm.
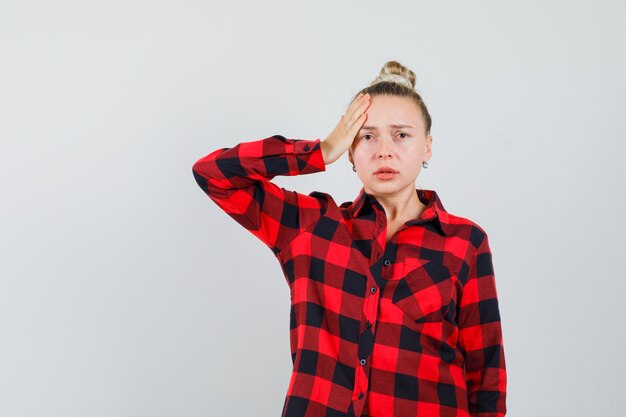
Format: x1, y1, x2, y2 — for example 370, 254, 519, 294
192, 135, 326, 195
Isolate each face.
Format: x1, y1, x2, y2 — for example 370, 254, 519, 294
349, 94, 432, 197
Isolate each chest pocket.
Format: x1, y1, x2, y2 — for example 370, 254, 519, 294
390, 258, 454, 323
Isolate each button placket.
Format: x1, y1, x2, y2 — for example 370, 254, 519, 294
356, 217, 385, 404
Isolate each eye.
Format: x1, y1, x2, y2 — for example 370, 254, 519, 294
397, 132, 408, 139
361, 134, 373, 141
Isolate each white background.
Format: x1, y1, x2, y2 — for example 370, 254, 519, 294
1, 1, 624, 416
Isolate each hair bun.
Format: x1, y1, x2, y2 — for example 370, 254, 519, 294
370, 60, 416, 89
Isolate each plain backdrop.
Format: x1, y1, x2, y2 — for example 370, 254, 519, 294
1, 1, 624, 416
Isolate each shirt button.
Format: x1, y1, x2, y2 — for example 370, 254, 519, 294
383, 259, 391, 266
370, 287, 377, 294
360, 358, 367, 366
358, 392, 364, 399
366, 321, 372, 329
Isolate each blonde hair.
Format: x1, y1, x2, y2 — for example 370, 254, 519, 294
352, 60, 432, 136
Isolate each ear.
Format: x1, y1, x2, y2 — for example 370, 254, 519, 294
424, 135, 433, 160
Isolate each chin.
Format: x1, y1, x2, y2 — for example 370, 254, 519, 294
365, 183, 401, 195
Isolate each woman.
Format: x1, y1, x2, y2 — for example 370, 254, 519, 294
192, 61, 507, 417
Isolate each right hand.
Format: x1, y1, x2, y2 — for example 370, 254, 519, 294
321, 93, 371, 165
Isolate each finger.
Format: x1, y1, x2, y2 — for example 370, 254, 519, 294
345, 93, 368, 118
345, 94, 370, 127
347, 112, 367, 139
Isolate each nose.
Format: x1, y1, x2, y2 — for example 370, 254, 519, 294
377, 138, 392, 159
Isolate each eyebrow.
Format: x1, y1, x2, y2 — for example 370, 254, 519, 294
360, 124, 415, 131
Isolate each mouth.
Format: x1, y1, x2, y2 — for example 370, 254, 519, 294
374, 168, 399, 175
373, 167, 399, 180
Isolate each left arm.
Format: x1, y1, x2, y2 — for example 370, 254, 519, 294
457, 228, 507, 416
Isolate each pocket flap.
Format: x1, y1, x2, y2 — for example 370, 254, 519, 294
390, 258, 454, 322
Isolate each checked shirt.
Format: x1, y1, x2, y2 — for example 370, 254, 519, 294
192, 135, 507, 417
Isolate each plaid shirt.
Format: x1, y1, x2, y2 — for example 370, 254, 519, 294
192, 135, 507, 417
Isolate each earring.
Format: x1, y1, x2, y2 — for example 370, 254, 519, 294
352, 165, 357, 172
422, 161, 429, 168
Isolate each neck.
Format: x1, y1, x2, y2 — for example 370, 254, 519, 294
368, 185, 425, 222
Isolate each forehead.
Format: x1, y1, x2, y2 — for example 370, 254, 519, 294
360, 95, 423, 130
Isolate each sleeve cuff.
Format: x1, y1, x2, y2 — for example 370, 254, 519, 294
293, 138, 326, 173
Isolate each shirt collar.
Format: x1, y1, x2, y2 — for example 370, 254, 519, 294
350, 187, 450, 236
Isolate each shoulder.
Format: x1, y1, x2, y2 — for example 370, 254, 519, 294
309, 190, 334, 200
307, 190, 335, 206
300, 190, 337, 215
444, 211, 490, 250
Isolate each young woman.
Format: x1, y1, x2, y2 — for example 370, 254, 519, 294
192, 61, 507, 417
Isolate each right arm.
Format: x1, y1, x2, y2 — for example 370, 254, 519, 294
192, 135, 327, 256
191, 92, 371, 256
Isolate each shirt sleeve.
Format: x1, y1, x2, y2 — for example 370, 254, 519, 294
191, 134, 327, 257
457, 229, 507, 416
